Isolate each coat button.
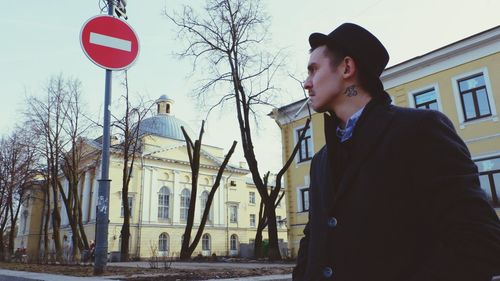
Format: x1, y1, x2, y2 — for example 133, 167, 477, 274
323, 266, 333, 278
327, 217, 338, 228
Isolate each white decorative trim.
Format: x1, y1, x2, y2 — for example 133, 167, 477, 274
472, 151, 500, 161
450, 67, 498, 129
382, 27, 500, 89
407, 83, 443, 112
464, 133, 500, 144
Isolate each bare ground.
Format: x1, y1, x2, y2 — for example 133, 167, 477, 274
0, 261, 293, 280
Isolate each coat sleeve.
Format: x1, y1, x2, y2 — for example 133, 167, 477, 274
409, 111, 500, 280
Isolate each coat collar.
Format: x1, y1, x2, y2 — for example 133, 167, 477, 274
322, 91, 394, 211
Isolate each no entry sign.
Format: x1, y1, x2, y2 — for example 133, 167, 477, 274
80, 15, 139, 70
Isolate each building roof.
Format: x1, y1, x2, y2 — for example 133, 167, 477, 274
138, 114, 194, 141
138, 95, 195, 141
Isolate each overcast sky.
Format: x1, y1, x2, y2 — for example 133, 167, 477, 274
1, 0, 498, 172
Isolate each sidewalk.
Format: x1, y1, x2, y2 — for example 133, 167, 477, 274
0, 269, 291, 281
0, 269, 120, 281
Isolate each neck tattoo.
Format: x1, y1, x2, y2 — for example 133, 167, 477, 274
345, 85, 358, 97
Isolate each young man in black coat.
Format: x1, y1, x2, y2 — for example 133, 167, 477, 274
293, 23, 500, 281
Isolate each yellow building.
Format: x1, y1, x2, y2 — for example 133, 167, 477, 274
270, 25, 500, 258
16, 95, 288, 260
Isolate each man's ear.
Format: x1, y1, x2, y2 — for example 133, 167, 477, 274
342, 56, 356, 79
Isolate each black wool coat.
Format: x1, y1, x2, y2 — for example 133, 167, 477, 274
293, 93, 500, 281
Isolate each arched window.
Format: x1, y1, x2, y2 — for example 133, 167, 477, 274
230, 234, 238, 251
158, 186, 170, 220
200, 191, 213, 222
159, 233, 169, 252
180, 189, 191, 221
202, 234, 211, 251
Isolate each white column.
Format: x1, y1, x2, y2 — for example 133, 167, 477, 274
61, 180, 69, 226
82, 172, 91, 222
141, 167, 153, 223
90, 166, 100, 221
172, 171, 181, 224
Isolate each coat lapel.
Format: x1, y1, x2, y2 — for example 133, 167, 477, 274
330, 99, 395, 210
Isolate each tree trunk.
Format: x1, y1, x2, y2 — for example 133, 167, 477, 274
43, 184, 50, 262
265, 206, 281, 261
120, 197, 131, 262
253, 227, 264, 259
120, 161, 131, 262
0, 229, 4, 261
51, 183, 63, 263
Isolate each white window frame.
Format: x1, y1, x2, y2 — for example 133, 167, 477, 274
230, 234, 238, 251
249, 191, 256, 205
295, 176, 310, 213
294, 124, 314, 164
121, 196, 134, 218
249, 214, 256, 227
200, 190, 213, 223
159, 233, 169, 254
229, 205, 238, 223
158, 186, 170, 220
451, 67, 498, 129
180, 189, 191, 221
407, 83, 443, 111
202, 233, 211, 251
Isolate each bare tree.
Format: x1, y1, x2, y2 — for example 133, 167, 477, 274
111, 71, 152, 261
0, 128, 39, 259
166, 0, 310, 260
25, 75, 92, 262
59, 78, 96, 260
179, 121, 237, 260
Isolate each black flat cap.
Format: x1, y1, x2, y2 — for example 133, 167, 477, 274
309, 23, 389, 78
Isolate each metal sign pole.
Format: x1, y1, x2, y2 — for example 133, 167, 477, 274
94, 0, 114, 275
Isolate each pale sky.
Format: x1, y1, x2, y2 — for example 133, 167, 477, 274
1, 0, 499, 173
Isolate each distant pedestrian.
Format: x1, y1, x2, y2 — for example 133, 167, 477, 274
89, 240, 96, 264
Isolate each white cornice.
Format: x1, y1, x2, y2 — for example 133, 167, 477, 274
381, 26, 500, 89
269, 98, 316, 127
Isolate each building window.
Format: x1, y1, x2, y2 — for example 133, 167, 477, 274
249, 191, 256, 204
230, 234, 238, 251
249, 214, 256, 227
297, 126, 313, 162
121, 196, 133, 217
475, 156, 500, 207
158, 187, 170, 220
202, 234, 211, 251
159, 233, 169, 253
457, 73, 492, 121
413, 88, 438, 110
180, 189, 191, 221
300, 188, 310, 212
276, 215, 284, 228
200, 191, 213, 222
229, 205, 238, 223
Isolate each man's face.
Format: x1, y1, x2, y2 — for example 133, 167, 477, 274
304, 46, 343, 113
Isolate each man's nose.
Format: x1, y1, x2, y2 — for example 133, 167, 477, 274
304, 77, 312, 90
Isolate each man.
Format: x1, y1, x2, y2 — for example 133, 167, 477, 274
293, 23, 500, 281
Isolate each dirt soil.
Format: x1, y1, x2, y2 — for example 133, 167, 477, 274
0, 262, 293, 280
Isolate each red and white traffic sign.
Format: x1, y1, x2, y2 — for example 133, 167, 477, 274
80, 15, 139, 70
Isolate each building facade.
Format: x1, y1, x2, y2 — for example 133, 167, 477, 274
16, 95, 288, 260
271, 26, 500, 258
